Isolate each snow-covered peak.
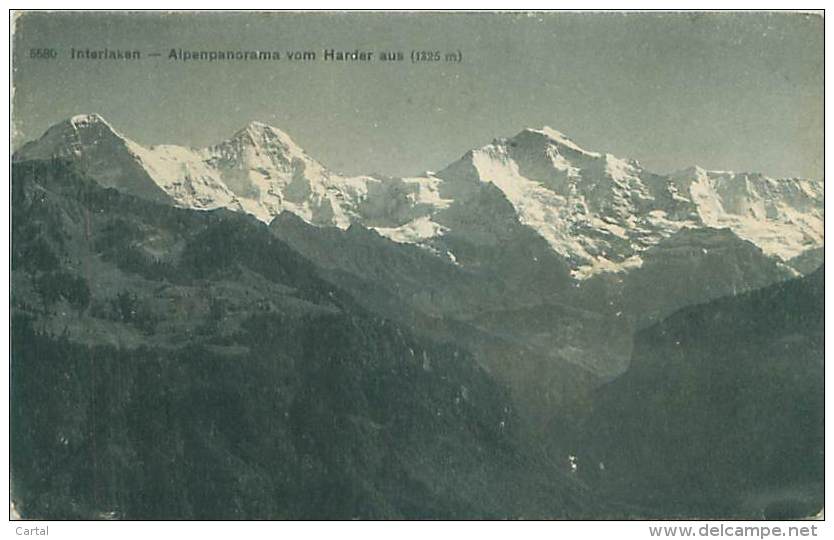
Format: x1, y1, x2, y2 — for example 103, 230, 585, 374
56, 112, 120, 138
438, 126, 822, 277
210, 120, 316, 173
228, 121, 304, 154
14, 113, 180, 204
520, 126, 601, 157
664, 165, 824, 261
15, 113, 130, 162
231, 121, 302, 150
58, 113, 127, 143
68, 113, 111, 128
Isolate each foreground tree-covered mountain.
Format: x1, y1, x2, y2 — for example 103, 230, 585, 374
585, 267, 824, 519
11, 159, 596, 519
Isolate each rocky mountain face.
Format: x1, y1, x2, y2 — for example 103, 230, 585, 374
11, 159, 597, 519
788, 246, 824, 275
578, 227, 797, 329
270, 212, 621, 435
584, 268, 824, 518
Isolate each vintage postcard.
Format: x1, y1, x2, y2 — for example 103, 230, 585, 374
9, 11, 824, 523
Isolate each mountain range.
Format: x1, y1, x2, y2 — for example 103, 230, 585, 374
10, 115, 825, 519
15, 114, 823, 278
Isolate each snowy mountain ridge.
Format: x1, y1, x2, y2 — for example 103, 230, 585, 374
15, 114, 823, 277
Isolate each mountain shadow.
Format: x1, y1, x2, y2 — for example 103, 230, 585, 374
584, 268, 824, 518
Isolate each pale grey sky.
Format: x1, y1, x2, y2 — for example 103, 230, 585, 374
12, 11, 823, 179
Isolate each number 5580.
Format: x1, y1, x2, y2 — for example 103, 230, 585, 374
29, 48, 58, 59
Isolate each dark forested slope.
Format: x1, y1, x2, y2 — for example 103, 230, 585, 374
11, 159, 593, 519
586, 267, 824, 518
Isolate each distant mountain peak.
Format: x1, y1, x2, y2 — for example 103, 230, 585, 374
224, 120, 308, 160
534, 126, 592, 151
15, 112, 127, 162
510, 126, 601, 157
60, 113, 126, 141
234, 120, 286, 138
43, 113, 121, 139
68, 113, 109, 127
